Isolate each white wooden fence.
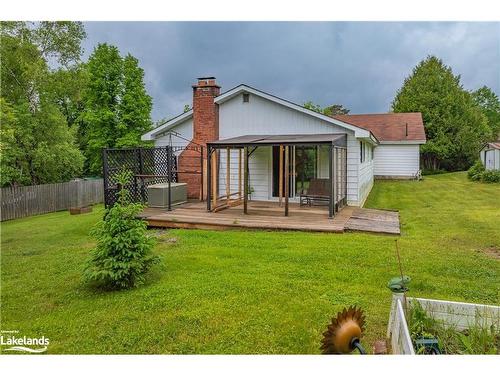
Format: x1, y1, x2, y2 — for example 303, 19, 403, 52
387, 294, 415, 354
0, 179, 103, 221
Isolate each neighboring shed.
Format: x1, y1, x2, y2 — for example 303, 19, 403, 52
480, 142, 500, 170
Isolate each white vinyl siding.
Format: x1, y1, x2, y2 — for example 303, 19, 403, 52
155, 118, 193, 149
374, 144, 420, 177
358, 142, 374, 206
217, 147, 269, 201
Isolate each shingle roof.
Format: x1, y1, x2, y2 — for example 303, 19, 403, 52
486, 142, 500, 150
332, 113, 426, 143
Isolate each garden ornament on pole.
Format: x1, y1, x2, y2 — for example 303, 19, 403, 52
321, 306, 367, 354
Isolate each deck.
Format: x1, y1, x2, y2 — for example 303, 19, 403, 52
139, 201, 400, 235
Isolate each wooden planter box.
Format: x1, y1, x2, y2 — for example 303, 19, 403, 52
387, 294, 500, 354
69, 206, 93, 215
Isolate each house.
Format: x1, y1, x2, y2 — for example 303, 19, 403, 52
480, 141, 500, 170
142, 77, 426, 211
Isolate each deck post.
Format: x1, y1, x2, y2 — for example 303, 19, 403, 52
284, 145, 289, 217
226, 147, 231, 203
212, 149, 218, 210
329, 143, 334, 218
279, 145, 283, 207
200, 146, 204, 201
244, 146, 248, 214
238, 148, 242, 200
166, 146, 172, 211
207, 146, 212, 211
334, 147, 338, 213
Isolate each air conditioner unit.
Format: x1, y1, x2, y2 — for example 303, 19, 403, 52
147, 182, 188, 208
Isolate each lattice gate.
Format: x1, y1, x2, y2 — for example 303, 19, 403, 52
102, 146, 203, 209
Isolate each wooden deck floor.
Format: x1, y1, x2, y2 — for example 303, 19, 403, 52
139, 200, 400, 235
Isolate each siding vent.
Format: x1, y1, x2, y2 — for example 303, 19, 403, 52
243, 93, 250, 103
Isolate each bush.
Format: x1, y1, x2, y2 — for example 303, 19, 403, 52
84, 172, 159, 289
467, 160, 500, 183
467, 160, 485, 181
481, 170, 500, 183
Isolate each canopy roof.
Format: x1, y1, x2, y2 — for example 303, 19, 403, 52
208, 133, 347, 148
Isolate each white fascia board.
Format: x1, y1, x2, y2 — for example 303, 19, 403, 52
141, 110, 193, 141
215, 85, 373, 139
379, 140, 426, 145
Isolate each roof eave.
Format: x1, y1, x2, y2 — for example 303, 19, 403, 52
379, 140, 426, 145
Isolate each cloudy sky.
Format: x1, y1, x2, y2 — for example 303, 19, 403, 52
82, 22, 500, 121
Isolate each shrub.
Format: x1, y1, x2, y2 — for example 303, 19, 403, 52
467, 160, 485, 181
84, 172, 159, 289
481, 170, 500, 183
467, 160, 500, 183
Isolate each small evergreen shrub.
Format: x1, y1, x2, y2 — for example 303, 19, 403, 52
84, 171, 159, 289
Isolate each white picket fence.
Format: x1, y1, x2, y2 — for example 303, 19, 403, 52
387, 294, 500, 354
0, 179, 103, 221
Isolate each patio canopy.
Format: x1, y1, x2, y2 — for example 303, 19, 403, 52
207, 133, 347, 148
206, 133, 348, 219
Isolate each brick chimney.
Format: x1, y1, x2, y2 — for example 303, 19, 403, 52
192, 77, 220, 143
177, 77, 220, 199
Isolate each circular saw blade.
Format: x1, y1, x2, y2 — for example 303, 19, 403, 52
321, 305, 366, 354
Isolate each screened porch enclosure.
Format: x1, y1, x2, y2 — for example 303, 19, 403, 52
207, 134, 348, 218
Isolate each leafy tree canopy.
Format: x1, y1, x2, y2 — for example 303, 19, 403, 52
303, 101, 350, 116
0, 21, 85, 186
392, 56, 490, 171
81, 44, 153, 175
471, 86, 500, 139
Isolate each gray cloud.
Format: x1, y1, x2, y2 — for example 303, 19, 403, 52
82, 22, 500, 121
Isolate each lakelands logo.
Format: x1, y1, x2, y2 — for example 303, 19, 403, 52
0, 330, 49, 353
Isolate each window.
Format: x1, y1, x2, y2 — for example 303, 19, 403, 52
360, 142, 365, 163
243, 93, 250, 103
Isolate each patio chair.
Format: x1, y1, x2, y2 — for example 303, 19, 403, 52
299, 178, 330, 206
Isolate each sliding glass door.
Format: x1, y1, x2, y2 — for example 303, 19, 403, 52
271, 145, 319, 198
294, 146, 318, 195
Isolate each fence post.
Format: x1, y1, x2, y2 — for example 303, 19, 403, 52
166, 146, 172, 211
138, 148, 145, 203
102, 148, 109, 208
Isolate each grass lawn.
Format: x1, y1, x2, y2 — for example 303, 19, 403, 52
1, 172, 499, 354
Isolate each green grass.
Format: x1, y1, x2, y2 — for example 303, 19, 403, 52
1, 172, 499, 354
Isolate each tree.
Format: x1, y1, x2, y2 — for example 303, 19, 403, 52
303, 101, 350, 116
81, 44, 123, 174
472, 86, 500, 139
116, 54, 153, 148
324, 104, 350, 116
81, 44, 153, 175
84, 172, 159, 290
391, 56, 490, 171
0, 22, 85, 186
